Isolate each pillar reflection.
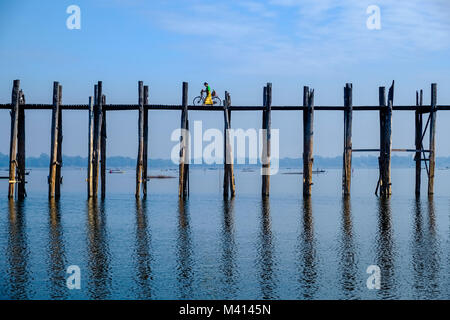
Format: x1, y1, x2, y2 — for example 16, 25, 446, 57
256, 197, 278, 299
86, 199, 111, 299
220, 197, 238, 298
177, 198, 194, 299
133, 199, 153, 299
297, 196, 318, 299
338, 195, 358, 298
6, 200, 31, 299
47, 199, 67, 299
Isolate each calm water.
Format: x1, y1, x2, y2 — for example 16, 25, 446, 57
1, 167, 450, 299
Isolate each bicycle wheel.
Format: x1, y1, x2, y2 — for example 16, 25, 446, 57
193, 96, 203, 106
212, 96, 222, 106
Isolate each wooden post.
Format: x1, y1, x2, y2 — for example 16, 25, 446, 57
17, 89, 26, 199
49, 82, 61, 199
342, 83, 353, 195
136, 81, 144, 198
92, 82, 103, 197
178, 82, 189, 198
143, 85, 149, 198
303, 86, 314, 196
379, 83, 393, 197
8, 80, 20, 198
55, 85, 63, 198
100, 94, 107, 199
414, 90, 423, 196
261, 83, 272, 197
87, 96, 94, 198
223, 91, 236, 198
428, 83, 437, 195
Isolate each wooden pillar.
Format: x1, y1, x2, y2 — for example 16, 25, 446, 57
414, 90, 423, 196
49, 82, 61, 199
136, 81, 144, 198
100, 94, 107, 199
55, 85, 63, 198
223, 91, 236, 198
342, 83, 353, 195
379, 83, 393, 197
178, 82, 189, 198
303, 86, 314, 196
92, 82, 103, 198
428, 83, 437, 195
143, 85, 149, 198
8, 80, 20, 198
17, 89, 26, 199
87, 96, 94, 198
261, 83, 272, 197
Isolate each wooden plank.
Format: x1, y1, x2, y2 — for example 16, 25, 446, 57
178, 82, 189, 198
48, 81, 61, 198
55, 85, 63, 198
136, 81, 144, 198
415, 90, 423, 196
143, 85, 149, 198
87, 96, 94, 198
303, 86, 314, 196
261, 83, 272, 197
428, 83, 437, 195
101, 94, 107, 199
342, 83, 353, 196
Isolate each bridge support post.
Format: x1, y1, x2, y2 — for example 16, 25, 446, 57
87, 96, 94, 198
136, 81, 144, 198
101, 94, 107, 199
261, 83, 272, 197
428, 83, 437, 195
415, 90, 423, 196
343, 83, 353, 196
223, 91, 236, 198
17, 89, 26, 200
55, 85, 63, 198
49, 82, 62, 199
379, 83, 394, 197
178, 82, 189, 198
143, 85, 149, 198
303, 86, 314, 196
92, 82, 103, 198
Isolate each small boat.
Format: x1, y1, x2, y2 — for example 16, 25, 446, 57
109, 169, 124, 174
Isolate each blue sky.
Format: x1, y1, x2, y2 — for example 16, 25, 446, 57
1, 0, 450, 159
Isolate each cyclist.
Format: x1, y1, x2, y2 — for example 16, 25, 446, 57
201, 82, 213, 105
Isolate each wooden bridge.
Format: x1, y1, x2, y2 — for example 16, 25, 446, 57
1, 80, 445, 200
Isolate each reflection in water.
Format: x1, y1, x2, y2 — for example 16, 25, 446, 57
338, 196, 358, 298
133, 199, 153, 299
257, 197, 278, 299
220, 198, 238, 298
375, 197, 396, 298
86, 199, 111, 299
177, 199, 194, 299
297, 196, 318, 299
47, 200, 67, 299
411, 197, 440, 298
6, 200, 31, 299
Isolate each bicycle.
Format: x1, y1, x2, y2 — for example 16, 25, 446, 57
193, 90, 222, 106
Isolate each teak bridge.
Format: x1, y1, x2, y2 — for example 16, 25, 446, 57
1, 80, 446, 200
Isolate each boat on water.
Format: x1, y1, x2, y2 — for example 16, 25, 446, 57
109, 169, 125, 174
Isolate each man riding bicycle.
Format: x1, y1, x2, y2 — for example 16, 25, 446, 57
202, 82, 213, 105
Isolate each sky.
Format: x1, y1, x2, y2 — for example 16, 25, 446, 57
1, 0, 450, 159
